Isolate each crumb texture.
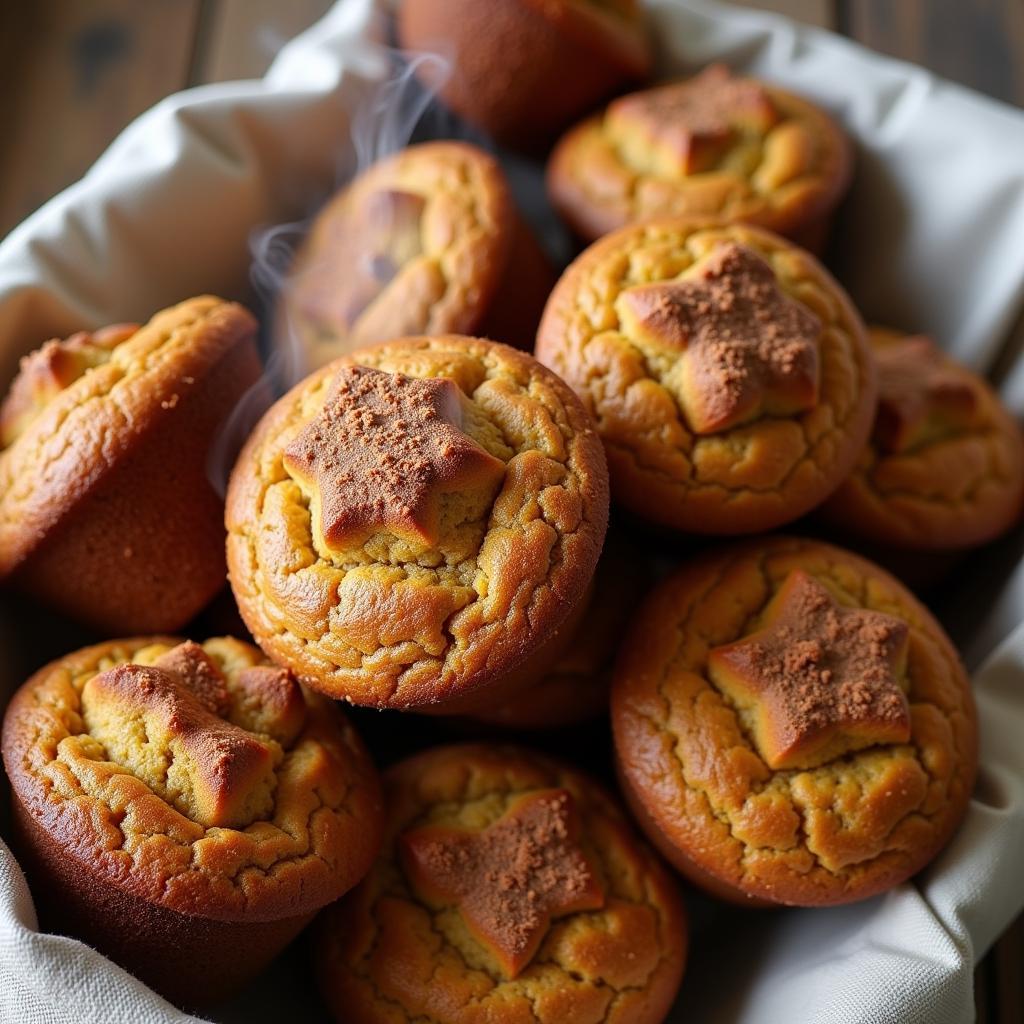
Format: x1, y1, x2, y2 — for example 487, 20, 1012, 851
1, 636, 382, 921
612, 537, 977, 905
318, 744, 686, 1024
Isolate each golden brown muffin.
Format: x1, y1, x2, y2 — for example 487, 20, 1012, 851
612, 536, 977, 907
548, 64, 851, 250
280, 142, 554, 369
397, 0, 651, 150
316, 743, 687, 1024
535, 219, 875, 534
1, 635, 383, 1006
0, 297, 261, 633
226, 335, 609, 711
466, 533, 648, 728
822, 327, 1024, 550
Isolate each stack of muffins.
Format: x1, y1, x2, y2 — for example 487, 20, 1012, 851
2, 2, 1019, 1021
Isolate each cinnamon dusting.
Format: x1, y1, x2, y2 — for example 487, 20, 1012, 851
400, 788, 605, 978
619, 242, 821, 433
708, 570, 911, 769
608, 64, 778, 175
283, 364, 506, 551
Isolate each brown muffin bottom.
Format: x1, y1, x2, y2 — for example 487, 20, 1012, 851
398, 0, 651, 151
12, 801, 314, 1008
4, 301, 261, 633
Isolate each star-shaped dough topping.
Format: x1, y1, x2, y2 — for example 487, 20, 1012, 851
708, 570, 911, 770
81, 651, 283, 830
618, 242, 821, 434
872, 334, 982, 454
283, 365, 505, 552
400, 789, 605, 979
607, 63, 779, 176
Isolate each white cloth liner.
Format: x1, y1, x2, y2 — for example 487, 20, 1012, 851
2, 1, 1024, 1021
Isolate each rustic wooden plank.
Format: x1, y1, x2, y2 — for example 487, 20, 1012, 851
0, 0, 201, 238
994, 912, 1024, 1024
726, 0, 836, 29
975, 952, 994, 1024
194, 0, 333, 84
839, 0, 1024, 106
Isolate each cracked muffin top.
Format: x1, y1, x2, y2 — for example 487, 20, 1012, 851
822, 327, 1024, 550
547, 64, 851, 248
535, 218, 875, 534
1, 636, 383, 922
281, 142, 524, 369
611, 536, 977, 907
316, 743, 687, 1024
0, 296, 256, 580
0, 296, 263, 634
226, 335, 609, 709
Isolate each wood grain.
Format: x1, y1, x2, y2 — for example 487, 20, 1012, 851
840, 0, 1024, 106
723, 0, 836, 29
994, 913, 1024, 1024
194, 0, 333, 83
0, 0, 200, 238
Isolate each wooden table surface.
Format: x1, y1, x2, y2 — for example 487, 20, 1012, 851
0, 1, 1021, 1020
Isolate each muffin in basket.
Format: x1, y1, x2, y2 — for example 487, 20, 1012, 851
535, 218, 876, 534
226, 335, 609, 711
548, 63, 851, 250
0, 296, 261, 633
822, 326, 1024, 551
397, 0, 652, 150
612, 536, 978, 907
280, 141, 554, 369
1, 635, 382, 1006
316, 743, 687, 1024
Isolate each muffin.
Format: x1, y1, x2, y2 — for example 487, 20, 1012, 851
397, 0, 651, 151
548, 63, 851, 250
316, 743, 687, 1024
466, 532, 647, 728
822, 327, 1024, 550
1, 635, 383, 1005
535, 219, 876, 534
612, 536, 977, 907
0, 297, 261, 633
226, 335, 609, 710
280, 142, 554, 369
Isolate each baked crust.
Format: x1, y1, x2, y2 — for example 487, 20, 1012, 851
822, 327, 1024, 550
547, 66, 851, 247
535, 219, 875, 533
281, 142, 552, 368
468, 532, 647, 728
611, 536, 978, 907
1, 635, 382, 922
0, 296, 262, 631
226, 335, 609, 709
398, 0, 651, 150
316, 743, 687, 1024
